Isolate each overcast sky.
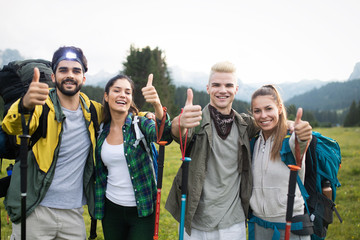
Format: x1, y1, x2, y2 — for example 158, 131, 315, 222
1, 0, 359, 84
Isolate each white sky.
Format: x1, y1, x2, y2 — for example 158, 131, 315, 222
1, 0, 360, 84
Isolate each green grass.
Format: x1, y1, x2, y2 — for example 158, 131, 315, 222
0, 127, 359, 239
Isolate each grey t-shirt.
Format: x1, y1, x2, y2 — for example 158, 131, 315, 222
40, 105, 91, 209
191, 122, 245, 231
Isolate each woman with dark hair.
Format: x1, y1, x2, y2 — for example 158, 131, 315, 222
248, 85, 313, 240
94, 74, 172, 240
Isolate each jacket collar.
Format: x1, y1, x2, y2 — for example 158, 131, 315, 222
49, 88, 90, 123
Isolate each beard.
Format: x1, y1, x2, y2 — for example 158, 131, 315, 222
55, 78, 83, 96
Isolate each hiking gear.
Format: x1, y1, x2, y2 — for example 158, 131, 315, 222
248, 213, 311, 239
19, 111, 34, 240
153, 141, 166, 240
52, 51, 86, 73
178, 108, 196, 240
285, 164, 302, 240
152, 107, 168, 240
179, 157, 191, 240
0, 59, 52, 240
283, 132, 342, 240
132, 115, 159, 182
285, 137, 305, 240
0, 59, 54, 159
291, 214, 314, 236
250, 131, 342, 240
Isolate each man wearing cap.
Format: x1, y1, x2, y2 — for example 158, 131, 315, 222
2, 46, 102, 239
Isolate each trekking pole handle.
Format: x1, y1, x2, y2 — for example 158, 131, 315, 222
286, 165, 300, 222
181, 157, 191, 195
156, 141, 167, 189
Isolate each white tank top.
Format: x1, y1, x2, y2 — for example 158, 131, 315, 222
101, 139, 136, 206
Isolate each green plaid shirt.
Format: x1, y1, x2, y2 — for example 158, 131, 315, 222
95, 112, 172, 219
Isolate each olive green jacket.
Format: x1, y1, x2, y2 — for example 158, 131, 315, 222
165, 104, 257, 235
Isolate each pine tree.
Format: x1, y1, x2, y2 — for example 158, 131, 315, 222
343, 100, 358, 127
123, 45, 176, 116
357, 101, 360, 126
286, 104, 297, 121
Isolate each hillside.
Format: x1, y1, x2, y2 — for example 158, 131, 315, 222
285, 79, 360, 111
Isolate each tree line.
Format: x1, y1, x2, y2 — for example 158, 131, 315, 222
1, 45, 359, 127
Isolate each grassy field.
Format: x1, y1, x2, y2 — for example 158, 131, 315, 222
0, 127, 359, 239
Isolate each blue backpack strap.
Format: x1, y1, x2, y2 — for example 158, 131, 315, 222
297, 176, 310, 215
248, 214, 303, 240
279, 133, 295, 165
249, 134, 259, 154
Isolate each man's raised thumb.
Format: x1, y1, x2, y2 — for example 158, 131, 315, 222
32, 67, 40, 83
146, 73, 153, 87
185, 88, 194, 106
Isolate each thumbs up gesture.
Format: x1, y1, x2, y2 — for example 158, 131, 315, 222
294, 108, 312, 142
22, 67, 50, 110
180, 88, 202, 128
141, 74, 163, 119
171, 88, 202, 138
141, 74, 161, 107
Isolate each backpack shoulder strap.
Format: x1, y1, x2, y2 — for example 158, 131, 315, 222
280, 132, 296, 165
30, 104, 50, 147
131, 115, 157, 182
89, 101, 100, 139
132, 116, 146, 148
249, 134, 259, 154
131, 116, 153, 159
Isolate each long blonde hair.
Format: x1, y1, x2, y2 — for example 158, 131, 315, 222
251, 85, 288, 160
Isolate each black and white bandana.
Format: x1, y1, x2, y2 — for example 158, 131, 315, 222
208, 104, 235, 140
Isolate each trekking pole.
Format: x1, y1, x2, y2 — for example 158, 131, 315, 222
179, 156, 191, 240
19, 113, 32, 240
285, 164, 300, 240
152, 107, 167, 240
153, 141, 167, 240
285, 136, 302, 240
177, 107, 192, 240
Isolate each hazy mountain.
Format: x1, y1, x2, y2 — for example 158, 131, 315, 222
169, 66, 329, 102
348, 62, 360, 81
285, 79, 360, 111
285, 62, 360, 111
85, 70, 117, 87
0, 49, 24, 67
169, 65, 208, 91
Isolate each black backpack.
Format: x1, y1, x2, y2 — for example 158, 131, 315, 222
0, 59, 54, 159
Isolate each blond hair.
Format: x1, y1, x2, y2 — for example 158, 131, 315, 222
209, 61, 237, 83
